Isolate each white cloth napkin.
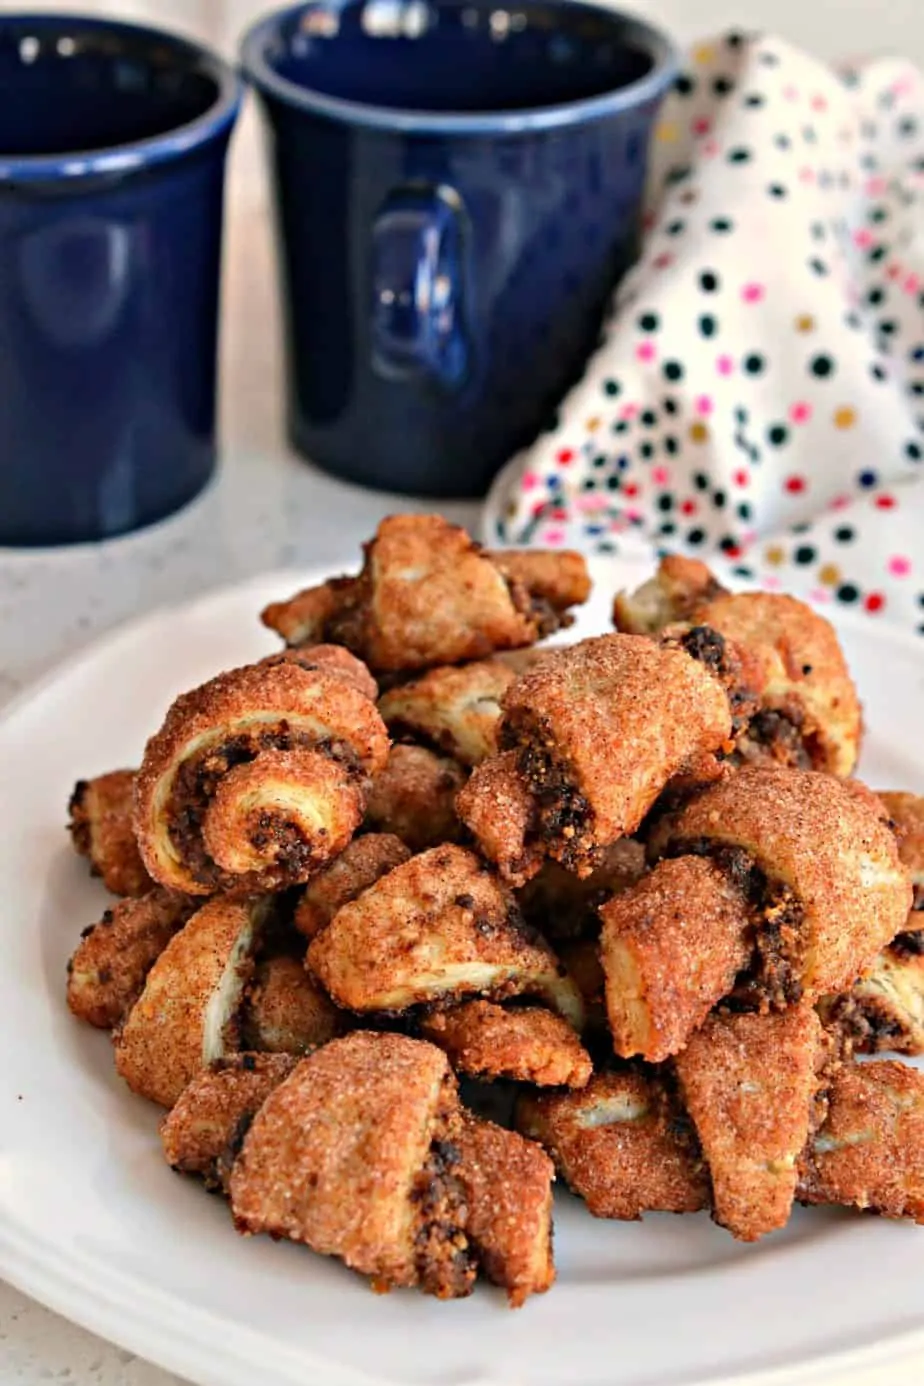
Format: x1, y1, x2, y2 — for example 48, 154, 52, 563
484, 31, 924, 637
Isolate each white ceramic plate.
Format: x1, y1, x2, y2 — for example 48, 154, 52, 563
4, 558, 924, 1386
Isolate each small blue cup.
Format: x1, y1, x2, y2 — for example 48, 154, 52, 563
0, 15, 241, 546
242, 0, 677, 498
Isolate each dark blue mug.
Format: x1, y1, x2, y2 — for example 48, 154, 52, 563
241, 0, 677, 498
0, 15, 241, 546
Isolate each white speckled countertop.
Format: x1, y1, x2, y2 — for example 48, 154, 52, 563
7, 2, 924, 1383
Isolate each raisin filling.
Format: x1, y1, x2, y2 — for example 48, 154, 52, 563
498, 730, 595, 870
735, 708, 813, 772
411, 1133, 476, 1298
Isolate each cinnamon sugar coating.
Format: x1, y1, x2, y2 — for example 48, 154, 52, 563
260, 514, 589, 672
114, 895, 271, 1107
307, 845, 584, 1027
456, 751, 543, 887
366, 745, 466, 851
67, 888, 197, 1030
242, 955, 345, 1053
293, 833, 411, 939
378, 659, 516, 767
68, 769, 153, 897
421, 1000, 592, 1087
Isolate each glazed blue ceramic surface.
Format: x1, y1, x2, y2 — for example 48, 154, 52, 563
0, 16, 241, 546
242, 0, 677, 498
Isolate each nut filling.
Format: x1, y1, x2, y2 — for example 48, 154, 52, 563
501, 734, 595, 870
167, 728, 361, 887
412, 1133, 476, 1299
671, 842, 807, 1009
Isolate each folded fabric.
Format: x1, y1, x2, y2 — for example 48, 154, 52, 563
484, 31, 924, 636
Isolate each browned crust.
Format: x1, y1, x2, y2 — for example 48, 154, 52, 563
799, 1060, 924, 1221
260, 516, 589, 671
820, 944, 924, 1056
421, 1000, 592, 1087
67, 888, 196, 1030
378, 660, 516, 767
307, 845, 583, 1027
133, 660, 388, 895
599, 857, 751, 1062
675, 1005, 825, 1241
259, 644, 378, 701
613, 556, 725, 635
113, 895, 270, 1107
365, 745, 466, 852
498, 634, 732, 870
161, 1053, 298, 1189
488, 549, 592, 613
651, 766, 912, 1001
229, 1032, 473, 1292
519, 840, 648, 942
455, 751, 543, 887
518, 1070, 709, 1220
294, 834, 412, 939
242, 955, 345, 1053
878, 792, 924, 882
67, 769, 153, 897
456, 1113, 555, 1307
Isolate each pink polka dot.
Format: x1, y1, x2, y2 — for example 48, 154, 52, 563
556, 448, 574, 465
783, 84, 799, 101
763, 574, 783, 590
810, 588, 831, 604
905, 273, 921, 294
785, 475, 807, 494
577, 494, 608, 513
653, 252, 674, 270
829, 494, 851, 510
741, 529, 758, 545
887, 262, 903, 281
635, 341, 656, 363
703, 139, 720, 158
853, 228, 874, 249
643, 210, 657, 231
619, 402, 638, 421
799, 166, 816, 184
789, 401, 813, 424
733, 469, 749, 487
693, 116, 711, 136
716, 354, 735, 375
889, 555, 911, 576
892, 76, 915, 97
522, 472, 539, 491
695, 395, 713, 416
866, 176, 887, 196
624, 507, 643, 523
811, 94, 828, 112
652, 466, 671, 485
541, 528, 566, 546
741, 283, 765, 303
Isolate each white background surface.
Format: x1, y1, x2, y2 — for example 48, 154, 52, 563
3, 1, 924, 1383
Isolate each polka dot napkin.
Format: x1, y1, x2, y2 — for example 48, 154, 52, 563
484, 31, 924, 634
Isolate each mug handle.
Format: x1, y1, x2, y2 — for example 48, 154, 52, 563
370, 183, 469, 388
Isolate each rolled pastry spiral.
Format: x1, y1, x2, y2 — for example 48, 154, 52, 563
134, 654, 389, 894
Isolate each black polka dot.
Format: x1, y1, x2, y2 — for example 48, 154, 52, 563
870, 206, 888, 224
657, 494, 673, 512
768, 182, 788, 198
907, 441, 922, 460
597, 542, 616, 555
879, 319, 898, 335
713, 74, 735, 96
592, 454, 608, 468
713, 489, 727, 509
664, 435, 679, 455
803, 125, 818, 144
794, 545, 816, 565
663, 398, 678, 415
666, 219, 686, 235
911, 344, 924, 362
640, 409, 657, 426
603, 378, 621, 396
687, 527, 706, 545
699, 270, 720, 292
663, 360, 684, 381
638, 312, 659, 332
867, 286, 886, 306
666, 166, 692, 187
744, 93, 764, 108
774, 133, 792, 150
811, 222, 826, 241
733, 564, 755, 579
834, 526, 855, 542
748, 445, 761, 462
917, 623, 924, 635
768, 423, 789, 446
639, 441, 654, 459
694, 472, 710, 491
792, 522, 811, 535
870, 362, 887, 382
810, 354, 835, 379
606, 475, 620, 490
809, 258, 828, 276
658, 521, 677, 536
759, 50, 779, 66
869, 245, 887, 264
845, 312, 862, 330
735, 406, 749, 425
837, 583, 860, 604
900, 116, 918, 138
581, 477, 597, 491
719, 537, 739, 554
699, 314, 718, 338
727, 31, 745, 46
743, 353, 765, 376
710, 217, 734, 233
728, 147, 752, 164
612, 420, 628, 434
675, 74, 696, 96
737, 502, 752, 521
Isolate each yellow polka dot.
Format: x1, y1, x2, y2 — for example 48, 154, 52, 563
764, 546, 785, 567
689, 421, 710, 443
693, 44, 716, 65
656, 122, 680, 144
819, 563, 841, 586
585, 416, 601, 433
795, 314, 815, 333
833, 406, 857, 429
